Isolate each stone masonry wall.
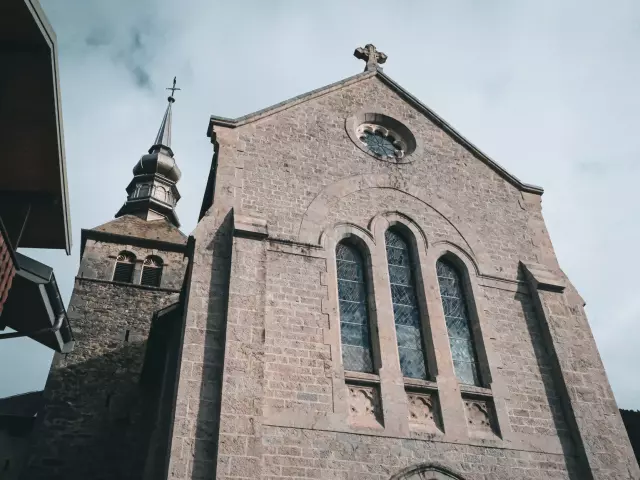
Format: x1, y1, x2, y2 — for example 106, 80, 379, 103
168, 72, 638, 479
237, 75, 536, 279
23, 237, 183, 480
80, 238, 186, 290
263, 249, 331, 416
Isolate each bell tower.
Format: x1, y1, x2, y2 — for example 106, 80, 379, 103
22, 79, 191, 480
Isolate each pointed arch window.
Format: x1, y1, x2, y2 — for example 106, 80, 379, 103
336, 242, 374, 373
385, 229, 428, 379
113, 251, 136, 283
141, 256, 163, 287
436, 258, 481, 386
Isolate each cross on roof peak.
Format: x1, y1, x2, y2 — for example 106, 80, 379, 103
354, 44, 387, 72
166, 76, 181, 103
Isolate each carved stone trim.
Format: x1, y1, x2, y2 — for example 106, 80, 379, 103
407, 391, 442, 433
347, 383, 383, 428
463, 396, 498, 439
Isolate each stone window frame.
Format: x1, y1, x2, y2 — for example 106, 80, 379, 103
425, 242, 507, 440
112, 250, 136, 283
323, 216, 508, 441
105, 246, 175, 288
435, 254, 484, 387
323, 224, 385, 425
345, 110, 423, 164
140, 255, 164, 287
431, 250, 492, 389
370, 214, 437, 381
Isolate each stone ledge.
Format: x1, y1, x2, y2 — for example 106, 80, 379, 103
520, 261, 566, 292
233, 214, 268, 239
404, 378, 438, 392
74, 276, 181, 294
345, 371, 380, 384
459, 384, 493, 398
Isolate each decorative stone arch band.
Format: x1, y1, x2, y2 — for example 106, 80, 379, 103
369, 211, 429, 254
298, 173, 490, 272
390, 462, 467, 480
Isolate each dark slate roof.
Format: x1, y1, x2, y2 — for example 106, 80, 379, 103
207, 69, 543, 195
91, 215, 187, 245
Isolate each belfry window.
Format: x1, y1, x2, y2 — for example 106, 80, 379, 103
336, 242, 374, 373
436, 258, 481, 386
113, 252, 136, 283
141, 256, 163, 287
385, 229, 428, 379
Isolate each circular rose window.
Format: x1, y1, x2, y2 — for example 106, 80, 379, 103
346, 112, 420, 163
357, 124, 406, 159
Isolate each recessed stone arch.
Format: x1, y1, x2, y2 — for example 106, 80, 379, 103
298, 173, 489, 272
390, 463, 467, 480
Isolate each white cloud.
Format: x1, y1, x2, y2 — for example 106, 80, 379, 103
2, 0, 639, 409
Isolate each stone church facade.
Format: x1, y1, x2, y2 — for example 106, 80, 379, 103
23, 46, 638, 480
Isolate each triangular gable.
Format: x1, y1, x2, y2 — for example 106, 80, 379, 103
207, 68, 543, 195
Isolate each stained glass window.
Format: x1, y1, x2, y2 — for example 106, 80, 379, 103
362, 130, 398, 157
356, 124, 406, 160
436, 258, 481, 386
385, 230, 428, 379
336, 242, 374, 373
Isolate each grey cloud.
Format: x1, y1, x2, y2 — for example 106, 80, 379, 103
85, 27, 112, 47
113, 27, 157, 90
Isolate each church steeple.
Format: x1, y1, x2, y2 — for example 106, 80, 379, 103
151, 97, 174, 155
115, 78, 182, 227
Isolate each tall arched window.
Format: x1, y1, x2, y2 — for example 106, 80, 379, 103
385, 229, 428, 379
336, 242, 374, 373
113, 251, 136, 283
436, 258, 481, 386
141, 256, 163, 287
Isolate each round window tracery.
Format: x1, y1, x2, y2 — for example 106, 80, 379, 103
346, 112, 420, 163
357, 124, 406, 160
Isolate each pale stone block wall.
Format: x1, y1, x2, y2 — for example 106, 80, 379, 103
168, 74, 638, 479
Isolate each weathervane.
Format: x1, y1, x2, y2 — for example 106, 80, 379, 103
166, 76, 181, 103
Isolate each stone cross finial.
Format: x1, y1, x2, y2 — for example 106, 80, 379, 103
354, 44, 388, 71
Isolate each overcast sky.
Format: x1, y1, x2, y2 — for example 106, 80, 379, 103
1, 0, 639, 409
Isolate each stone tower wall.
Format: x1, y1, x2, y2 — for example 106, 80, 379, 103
23, 234, 187, 480
168, 74, 638, 479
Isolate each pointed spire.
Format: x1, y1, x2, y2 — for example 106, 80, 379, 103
150, 100, 173, 154
115, 77, 183, 227
149, 77, 180, 155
